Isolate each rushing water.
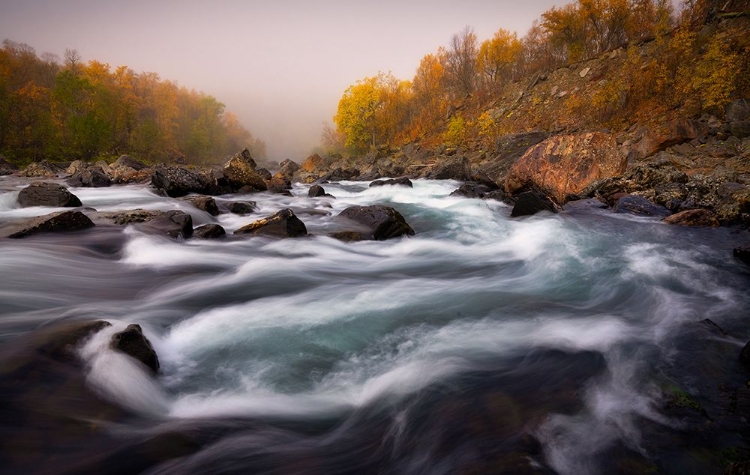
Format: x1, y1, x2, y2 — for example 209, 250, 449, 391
1, 178, 749, 474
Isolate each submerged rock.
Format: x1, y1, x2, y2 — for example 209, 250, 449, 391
510, 190, 558, 217
67, 166, 112, 188
188, 196, 220, 216
308, 184, 333, 198
226, 201, 257, 215
370, 177, 413, 188
336, 204, 415, 240
234, 208, 307, 238
8, 210, 95, 238
110, 324, 160, 375
734, 245, 750, 266
18, 182, 82, 207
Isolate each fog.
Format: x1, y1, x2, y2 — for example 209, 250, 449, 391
0, 0, 561, 160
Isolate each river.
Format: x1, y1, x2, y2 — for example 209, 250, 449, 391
1, 178, 749, 474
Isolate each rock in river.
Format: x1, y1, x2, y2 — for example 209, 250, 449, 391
234, 208, 307, 238
18, 182, 82, 207
8, 210, 95, 238
336, 204, 415, 240
110, 324, 160, 375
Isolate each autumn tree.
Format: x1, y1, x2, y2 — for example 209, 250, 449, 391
444, 26, 479, 98
477, 28, 522, 87
333, 75, 383, 153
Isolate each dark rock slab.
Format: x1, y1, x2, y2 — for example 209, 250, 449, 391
193, 224, 226, 239
428, 156, 472, 181
113, 155, 148, 171
370, 177, 413, 188
510, 191, 558, 217
234, 208, 307, 238
67, 167, 112, 188
308, 184, 333, 198
18, 182, 82, 207
336, 205, 415, 240
8, 210, 95, 238
151, 167, 208, 198
613, 195, 671, 218
110, 324, 160, 375
103, 209, 161, 225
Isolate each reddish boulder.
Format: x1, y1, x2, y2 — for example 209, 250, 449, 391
505, 132, 626, 204
663, 209, 719, 227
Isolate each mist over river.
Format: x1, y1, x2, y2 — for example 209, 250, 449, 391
1, 178, 749, 474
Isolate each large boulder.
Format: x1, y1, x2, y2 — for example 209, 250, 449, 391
450, 182, 505, 201
110, 324, 160, 375
113, 155, 148, 171
151, 167, 209, 197
8, 210, 95, 238
137, 210, 193, 239
18, 182, 83, 207
108, 156, 152, 184
428, 156, 472, 181
308, 184, 329, 197
510, 190, 558, 217
370, 177, 413, 188
505, 132, 626, 204
67, 166, 112, 188
300, 153, 328, 174
222, 149, 267, 191
336, 205, 415, 240
234, 208, 307, 238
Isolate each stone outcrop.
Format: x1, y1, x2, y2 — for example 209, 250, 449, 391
627, 119, 708, 161
18, 182, 83, 208
663, 209, 719, 227
505, 132, 626, 204
428, 156, 472, 181
336, 205, 415, 240
234, 208, 307, 238
8, 210, 95, 238
110, 324, 160, 375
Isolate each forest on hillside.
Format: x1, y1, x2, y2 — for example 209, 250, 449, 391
328, 0, 750, 154
0, 42, 266, 166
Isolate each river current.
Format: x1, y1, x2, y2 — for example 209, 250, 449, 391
1, 178, 749, 474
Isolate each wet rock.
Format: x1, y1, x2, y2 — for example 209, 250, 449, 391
113, 155, 148, 171
450, 182, 505, 200
234, 208, 307, 238
67, 166, 112, 188
662, 209, 719, 227
370, 177, 413, 188
188, 196, 219, 216
308, 184, 328, 197
18, 160, 62, 178
103, 209, 161, 225
613, 195, 671, 218
274, 159, 301, 181
318, 167, 360, 182
735, 245, 750, 266
137, 210, 193, 239
428, 156, 472, 181
110, 324, 160, 375
8, 210, 95, 238
300, 153, 329, 174
222, 149, 267, 192
18, 182, 83, 207
226, 201, 257, 215
336, 205, 415, 240
193, 224, 226, 239
510, 190, 558, 217
255, 168, 272, 181
151, 167, 209, 197
505, 132, 626, 204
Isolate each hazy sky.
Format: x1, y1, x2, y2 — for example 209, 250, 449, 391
0, 0, 562, 160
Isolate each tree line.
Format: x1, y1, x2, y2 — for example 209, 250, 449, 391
329, 0, 747, 154
0, 41, 266, 165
